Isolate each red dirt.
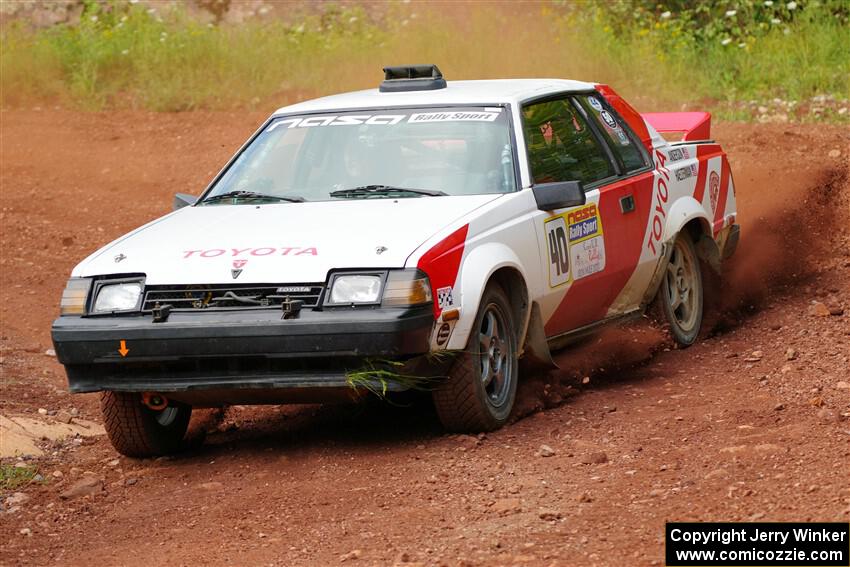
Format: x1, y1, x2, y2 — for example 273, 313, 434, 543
1, 110, 849, 567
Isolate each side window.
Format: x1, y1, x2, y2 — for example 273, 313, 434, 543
522, 97, 614, 186
577, 94, 648, 172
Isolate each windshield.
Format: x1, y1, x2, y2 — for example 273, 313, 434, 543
202, 106, 517, 203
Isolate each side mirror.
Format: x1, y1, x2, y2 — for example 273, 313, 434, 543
173, 193, 197, 211
532, 181, 585, 211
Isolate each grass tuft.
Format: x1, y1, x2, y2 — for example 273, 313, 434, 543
0, 463, 40, 491
345, 358, 443, 399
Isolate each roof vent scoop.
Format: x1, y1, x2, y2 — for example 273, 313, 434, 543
380, 64, 447, 93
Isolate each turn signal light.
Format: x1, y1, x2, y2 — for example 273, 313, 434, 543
60, 278, 92, 316
382, 270, 432, 306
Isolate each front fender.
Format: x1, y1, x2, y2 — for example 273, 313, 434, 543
446, 243, 531, 351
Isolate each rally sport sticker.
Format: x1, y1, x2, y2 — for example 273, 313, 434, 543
544, 203, 606, 287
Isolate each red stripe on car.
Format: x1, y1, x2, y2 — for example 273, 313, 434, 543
595, 84, 652, 152
692, 144, 726, 203
543, 173, 655, 336
417, 224, 469, 318
713, 157, 732, 235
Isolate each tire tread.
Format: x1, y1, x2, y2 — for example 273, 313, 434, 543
100, 392, 190, 458
432, 285, 518, 432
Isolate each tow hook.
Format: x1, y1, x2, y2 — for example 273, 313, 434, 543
142, 392, 169, 411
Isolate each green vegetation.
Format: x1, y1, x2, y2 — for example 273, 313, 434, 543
345, 359, 439, 398
565, 0, 849, 120
1, 1, 846, 120
0, 463, 40, 491
0, 3, 387, 111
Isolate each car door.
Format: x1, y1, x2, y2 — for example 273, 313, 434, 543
573, 93, 658, 315
523, 94, 652, 338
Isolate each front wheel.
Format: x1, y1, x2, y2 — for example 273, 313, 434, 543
432, 284, 518, 432
658, 233, 704, 346
100, 392, 192, 458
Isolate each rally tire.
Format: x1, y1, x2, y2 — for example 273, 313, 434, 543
100, 391, 192, 458
658, 233, 704, 346
433, 284, 518, 432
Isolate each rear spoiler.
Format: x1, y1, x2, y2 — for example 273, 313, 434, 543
641, 112, 711, 142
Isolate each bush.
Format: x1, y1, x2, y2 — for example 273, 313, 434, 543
1, 0, 846, 121
554, 0, 849, 120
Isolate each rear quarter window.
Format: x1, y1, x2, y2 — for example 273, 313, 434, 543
576, 94, 648, 173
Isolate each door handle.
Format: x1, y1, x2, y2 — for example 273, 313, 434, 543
620, 194, 635, 214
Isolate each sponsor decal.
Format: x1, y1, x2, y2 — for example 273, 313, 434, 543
267, 115, 405, 131
266, 111, 501, 132
709, 170, 721, 213
616, 129, 630, 146
600, 110, 617, 129
567, 204, 605, 280
567, 205, 600, 242
588, 96, 604, 111
409, 111, 500, 123
668, 147, 691, 161
114, 253, 126, 263
571, 236, 606, 280
545, 203, 606, 286
674, 163, 698, 181
646, 149, 671, 255
436, 286, 455, 310
435, 322, 452, 346
183, 247, 318, 258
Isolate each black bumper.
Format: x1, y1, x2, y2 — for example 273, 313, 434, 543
51, 306, 434, 396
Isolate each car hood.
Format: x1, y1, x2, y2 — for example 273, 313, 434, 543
73, 195, 500, 285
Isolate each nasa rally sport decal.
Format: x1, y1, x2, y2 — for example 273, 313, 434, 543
544, 203, 607, 288
266, 110, 502, 132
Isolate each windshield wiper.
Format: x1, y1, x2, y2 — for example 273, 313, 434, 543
201, 190, 305, 204
329, 185, 447, 198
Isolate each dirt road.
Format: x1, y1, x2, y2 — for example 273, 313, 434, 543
1, 110, 848, 567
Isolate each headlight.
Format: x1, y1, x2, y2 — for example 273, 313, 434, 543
382, 270, 432, 306
93, 281, 143, 313
60, 278, 92, 316
327, 274, 383, 305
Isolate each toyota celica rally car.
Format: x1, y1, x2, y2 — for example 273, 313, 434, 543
52, 65, 739, 457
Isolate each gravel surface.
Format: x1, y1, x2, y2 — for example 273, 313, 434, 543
1, 111, 848, 566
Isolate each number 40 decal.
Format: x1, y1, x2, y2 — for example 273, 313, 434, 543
545, 216, 570, 287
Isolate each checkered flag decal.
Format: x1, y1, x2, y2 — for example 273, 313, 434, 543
436, 287, 454, 309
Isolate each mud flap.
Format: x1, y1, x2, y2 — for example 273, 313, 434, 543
519, 302, 559, 372
720, 224, 740, 260
641, 241, 673, 309
696, 234, 722, 275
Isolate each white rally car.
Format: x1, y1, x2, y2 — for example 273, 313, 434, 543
52, 65, 739, 457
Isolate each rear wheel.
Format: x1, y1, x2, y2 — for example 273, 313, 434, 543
100, 392, 192, 458
433, 285, 518, 432
658, 233, 704, 346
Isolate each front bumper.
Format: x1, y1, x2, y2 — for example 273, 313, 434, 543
51, 306, 434, 397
